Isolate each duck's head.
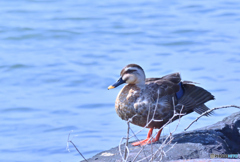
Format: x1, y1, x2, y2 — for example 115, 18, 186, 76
108, 64, 146, 90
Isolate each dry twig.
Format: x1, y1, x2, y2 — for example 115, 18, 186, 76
66, 130, 88, 162
184, 105, 240, 131
119, 96, 186, 161
124, 121, 130, 160
141, 104, 185, 161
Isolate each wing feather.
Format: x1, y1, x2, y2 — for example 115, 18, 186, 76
146, 73, 181, 97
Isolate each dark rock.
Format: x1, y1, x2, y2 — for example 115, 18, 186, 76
86, 112, 240, 161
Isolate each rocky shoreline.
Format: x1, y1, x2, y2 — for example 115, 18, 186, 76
85, 111, 240, 161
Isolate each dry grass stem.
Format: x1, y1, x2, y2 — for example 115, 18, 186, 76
152, 89, 160, 119
119, 137, 125, 161
120, 96, 186, 161
124, 121, 130, 160
184, 105, 240, 131
132, 147, 144, 162
66, 130, 88, 162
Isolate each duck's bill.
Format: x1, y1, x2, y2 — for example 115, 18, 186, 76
108, 85, 115, 89
108, 77, 126, 90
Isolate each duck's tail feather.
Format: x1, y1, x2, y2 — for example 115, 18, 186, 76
178, 81, 214, 115
194, 104, 213, 116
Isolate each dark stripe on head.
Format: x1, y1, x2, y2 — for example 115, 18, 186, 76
120, 64, 144, 76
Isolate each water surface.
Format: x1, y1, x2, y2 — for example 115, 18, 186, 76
0, 0, 240, 161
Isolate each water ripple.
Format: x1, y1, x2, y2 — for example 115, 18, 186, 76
77, 103, 113, 109
1, 0, 240, 161
1, 107, 38, 113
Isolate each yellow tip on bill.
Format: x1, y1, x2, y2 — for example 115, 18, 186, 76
108, 85, 115, 90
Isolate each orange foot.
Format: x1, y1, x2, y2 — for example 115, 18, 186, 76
131, 137, 159, 146
131, 128, 162, 146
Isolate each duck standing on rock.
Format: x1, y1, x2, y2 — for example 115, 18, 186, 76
108, 64, 214, 146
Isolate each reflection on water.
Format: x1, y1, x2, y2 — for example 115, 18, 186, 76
0, 0, 240, 161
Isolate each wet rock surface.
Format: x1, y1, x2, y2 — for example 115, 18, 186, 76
86, 112, 240, 161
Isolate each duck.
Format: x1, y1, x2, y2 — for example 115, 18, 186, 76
108, 64, 214, 146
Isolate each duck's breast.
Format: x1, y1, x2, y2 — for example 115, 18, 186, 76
115, 85, 140, 121
115, 84, 176, 128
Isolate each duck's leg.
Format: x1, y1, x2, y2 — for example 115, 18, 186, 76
131, 128, 162, 146
154, 128, 162, 142
131, 128, 153, 146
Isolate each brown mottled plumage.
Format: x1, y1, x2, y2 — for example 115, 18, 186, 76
108, 64, 214, 146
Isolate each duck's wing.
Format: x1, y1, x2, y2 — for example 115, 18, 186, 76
145, 72, 181, 84
148, 80, 180, 98
146, 73, 181, 98
142, 74, 182, 125
179, 82, 215, 116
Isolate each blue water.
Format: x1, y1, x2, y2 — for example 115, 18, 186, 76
1, 0, 240, 161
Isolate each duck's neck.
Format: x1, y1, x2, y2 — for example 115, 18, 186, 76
135, 82, 145, 88
135, 75, 146, 85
